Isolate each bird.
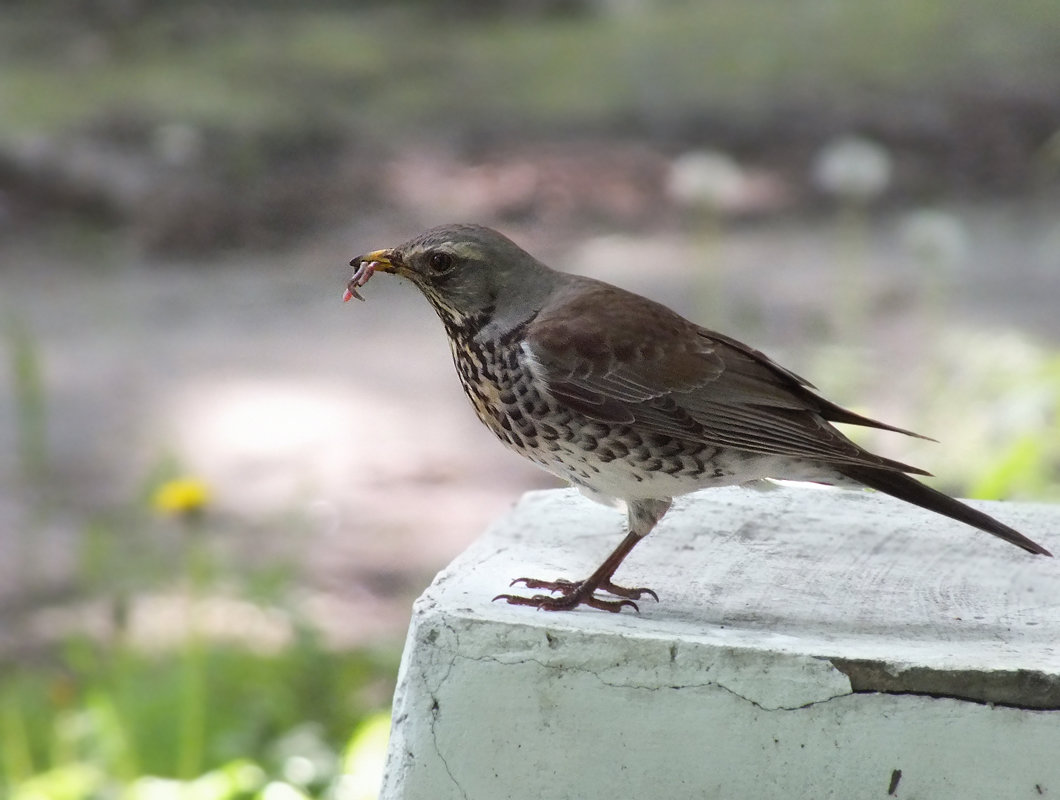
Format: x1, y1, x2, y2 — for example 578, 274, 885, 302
344, 223, 1051, 613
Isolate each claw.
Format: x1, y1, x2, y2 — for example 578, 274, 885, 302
506, 576, 657, 603
602, 581, 659, 602
494, 574, 656, 613
509, 577, 577, 594
493, 592, 638, 614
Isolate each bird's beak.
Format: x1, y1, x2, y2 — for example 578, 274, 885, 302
355, 248, 401, 273
344, 248, 403, 302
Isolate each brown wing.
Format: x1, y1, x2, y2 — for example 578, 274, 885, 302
525, 278, 929, 475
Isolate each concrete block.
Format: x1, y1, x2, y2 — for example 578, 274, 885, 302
380, 486, 1060, 800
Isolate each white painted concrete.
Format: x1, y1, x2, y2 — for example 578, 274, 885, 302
380, 486, 1060, 800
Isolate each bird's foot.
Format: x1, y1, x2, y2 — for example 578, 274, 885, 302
513, 577, 659, 602
493, 576, 658, 613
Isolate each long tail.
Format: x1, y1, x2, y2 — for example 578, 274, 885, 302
840, 465, 1052, 556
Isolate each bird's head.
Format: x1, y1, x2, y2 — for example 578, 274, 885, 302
347, 224, 561, 332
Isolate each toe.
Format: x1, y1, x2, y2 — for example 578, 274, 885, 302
601, 581, 659, 602
509, 577, 579, 593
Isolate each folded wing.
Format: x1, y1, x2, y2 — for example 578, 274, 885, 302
526, 279, 929, 475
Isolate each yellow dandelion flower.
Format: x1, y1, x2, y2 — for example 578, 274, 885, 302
152, 477, 212, 516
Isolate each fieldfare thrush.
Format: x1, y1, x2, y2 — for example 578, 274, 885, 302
345, 224, 1051, 613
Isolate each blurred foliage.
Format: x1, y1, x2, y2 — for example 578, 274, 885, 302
1, 519, 398, 800
825, 330, 1060, 503
1, 639, 396, 799
4, 0, 1058, 250
5, 316, 49, 490
2, 0, 1060, 141
934, 331, 1060, 501
805, 205, 1060, 503
0, 367, 398, 798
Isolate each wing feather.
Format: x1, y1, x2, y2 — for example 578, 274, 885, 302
526, 278, 928, 475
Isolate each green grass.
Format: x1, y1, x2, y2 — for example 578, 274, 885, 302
1, 637, 398, 798
2, 0, 1059, 141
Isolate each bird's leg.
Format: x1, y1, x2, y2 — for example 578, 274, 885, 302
494, 498, 671, 613
495, 530, 649, 612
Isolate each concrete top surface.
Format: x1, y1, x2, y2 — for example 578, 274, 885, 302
420, 485, 1060, 704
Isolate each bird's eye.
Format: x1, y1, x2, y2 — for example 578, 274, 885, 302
427, 252, 453, 274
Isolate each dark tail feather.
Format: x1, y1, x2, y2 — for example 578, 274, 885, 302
840, 465, 1052, 557
817, 397, 938, 442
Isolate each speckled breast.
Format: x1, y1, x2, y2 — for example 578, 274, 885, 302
445, 330, 739, 501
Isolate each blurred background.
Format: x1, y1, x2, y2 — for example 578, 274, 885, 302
2, 0, 1059, 797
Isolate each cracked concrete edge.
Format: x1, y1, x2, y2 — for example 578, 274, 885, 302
381, 605, 1060, 797
430, 607, 1060, 712
431, 605, 852, 707
381, 601, 1060, 799
379, 598, 857, 798
831, 658, 1060, 710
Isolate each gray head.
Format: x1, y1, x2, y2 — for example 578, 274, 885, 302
351, 224, 564, 332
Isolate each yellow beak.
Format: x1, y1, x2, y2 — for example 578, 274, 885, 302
345, 247, 403, 302
355, 248, 400, 272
